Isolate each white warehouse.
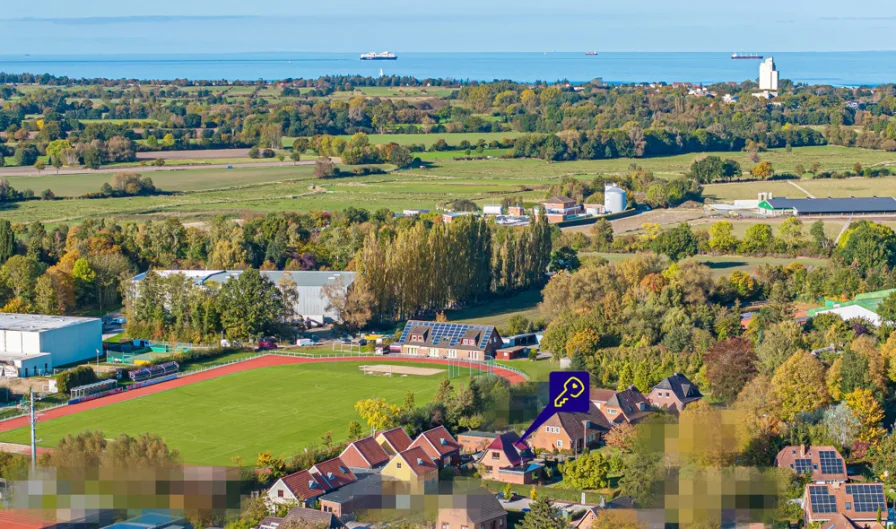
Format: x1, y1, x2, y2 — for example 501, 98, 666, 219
0, 314, 103, 378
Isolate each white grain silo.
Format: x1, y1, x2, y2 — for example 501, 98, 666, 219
604, 184, 627, 214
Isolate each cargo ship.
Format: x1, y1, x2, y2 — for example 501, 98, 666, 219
731, 53, 763, 60
585, 51, 598, 56
360, 51, 397, 60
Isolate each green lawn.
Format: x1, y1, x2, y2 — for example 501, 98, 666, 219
0, 361, 460, 466
282, 132, 522, 148
583, 252, 828, 278
448, 289, 544, 330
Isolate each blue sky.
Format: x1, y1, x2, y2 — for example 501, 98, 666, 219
1, 0, 895, 54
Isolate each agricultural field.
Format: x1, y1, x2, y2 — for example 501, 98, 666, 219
282, 131, 521, 148
0, 361, 462, 466
583, 252, 829, 278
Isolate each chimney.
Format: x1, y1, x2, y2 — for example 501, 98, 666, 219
800, 445, 806, 457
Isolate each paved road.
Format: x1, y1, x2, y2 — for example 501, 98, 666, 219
0, 159, 322, 178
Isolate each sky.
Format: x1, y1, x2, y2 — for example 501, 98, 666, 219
1, 0, 896, 54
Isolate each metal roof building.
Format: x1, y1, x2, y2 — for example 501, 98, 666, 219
131, 270, 355, 324
758, 196, 896, 217
0, 314, 102, 378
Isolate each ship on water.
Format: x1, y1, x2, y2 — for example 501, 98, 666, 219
731, 53, 763, 60
360, 51, 397, 61
585, 51, 598, 56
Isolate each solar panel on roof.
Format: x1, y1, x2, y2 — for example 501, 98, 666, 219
819, 451, 844, 475
846, 484, 886, 513
809, 485, 838, 514
794, 458, 813, 474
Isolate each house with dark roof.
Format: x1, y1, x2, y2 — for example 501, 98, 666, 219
409, 425, 461, 467
318, 470, 388, 518
591, 386, 652, 425
256, 507, 345, 529
380, 446, 439, 493
803, 483, 888, 528
438, 491, 507, 529
528, 402, 610, 454
647, 373, 702, 412
539, 196, 582, 223
758, 196, 896, 218
376, 426, 413, 455
476, 431, 542, 484
397, 321, 503, 361
339, 436, 390, 469
775, 445, 848, 483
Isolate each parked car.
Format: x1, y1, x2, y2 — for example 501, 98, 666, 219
256, 339, 278, 351
112, 317, 126, 325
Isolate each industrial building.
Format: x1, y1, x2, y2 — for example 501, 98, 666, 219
758, 196, 896, 217
131, 270, 355, 324
604, 183, 627, 214
0, 313, 103, 377
759, 57, 779, 91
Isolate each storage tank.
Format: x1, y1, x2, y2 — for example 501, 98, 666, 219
604, 184, 627, 214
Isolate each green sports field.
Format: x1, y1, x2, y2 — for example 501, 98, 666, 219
0, 361, 460, 466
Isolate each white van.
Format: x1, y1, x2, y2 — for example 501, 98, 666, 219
296, 338, 314, 347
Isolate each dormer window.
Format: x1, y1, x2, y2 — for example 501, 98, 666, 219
462, 338, 474, 345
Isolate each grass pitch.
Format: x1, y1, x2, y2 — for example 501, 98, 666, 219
0, 362, 458, 466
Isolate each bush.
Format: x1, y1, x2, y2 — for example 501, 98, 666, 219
56, 365, 99, 394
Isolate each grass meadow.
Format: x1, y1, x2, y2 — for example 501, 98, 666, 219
0, 362, 460, 466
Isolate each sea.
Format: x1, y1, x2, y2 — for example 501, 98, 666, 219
1, 52, 895, 86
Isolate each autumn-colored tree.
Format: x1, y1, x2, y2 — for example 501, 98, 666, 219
565, 328, 601, 358
605, 422, 637, 453
844, 388, 886, 444
734, 374, 782, 436
826, 357, 843, 401
750, 161, 775, 180
704, 337, 758, 403
354, 398, 402, 434
771, 350, 830, 421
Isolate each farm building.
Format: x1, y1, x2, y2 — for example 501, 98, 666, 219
806, 288, 895, 327
131, 270, 355, 324
758, 197, 896, 217
396, 321, 503, 361
0, 314, 102, 378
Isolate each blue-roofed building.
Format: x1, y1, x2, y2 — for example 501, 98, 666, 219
758, 196, 896, 217
396, 321, 503, 361
101, 511, 190, 529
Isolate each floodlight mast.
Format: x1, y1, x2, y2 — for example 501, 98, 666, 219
30, 388, 37, 471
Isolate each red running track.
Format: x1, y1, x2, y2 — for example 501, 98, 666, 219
0, 355, 527, 434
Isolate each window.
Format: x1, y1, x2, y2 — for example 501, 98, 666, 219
499, 520, 504, 527
845, 502, 851, 510
443, 524, 449, 529
277, 490, 284, 498
462, 525, 469, 529
557, 440, 563, 448
448, 350, 457, 358
492, 452, 500, 460
397, 462, 402, 468
462, 338, 473, 345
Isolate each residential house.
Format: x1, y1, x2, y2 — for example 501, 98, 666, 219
339, 436, 390, 469
476, 431, 542, 485
458, 431, 496, 454
573, 501, 640, 529
311, 457, 358, 490
410, 425, 461, 467
527, 402, 611, 454
437, 492, 507, 529
396, 321, 503, 361
267, 469, 331, 506
647, 373, 702, 412
318, 471, 385, 517
775, 445, 848, 483
803, 483, 888, 528
590, 386, 652, 425
380, 446, 439, 494
376, 426, 413, 455
256, 507, 345, 529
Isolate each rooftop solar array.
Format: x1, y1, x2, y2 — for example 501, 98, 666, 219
845, 484, 886, 513
809, 486, 838, 514
794, 458, 813, 474
819, 450, 844, 475
399, 321, 494, 349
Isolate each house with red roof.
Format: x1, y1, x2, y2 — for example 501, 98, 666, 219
591, 386, 652, 426
339, 436, 390, 469
409, 425, 461, 468
476, 431, 542, 484
376, 426, 413, 455
266, 456, 357, 506
381, 446, 439, 493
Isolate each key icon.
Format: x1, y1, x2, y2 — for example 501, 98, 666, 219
554, 376, 585, 408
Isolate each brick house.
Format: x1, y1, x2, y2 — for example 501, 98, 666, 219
775, 445, 848, 483
528, 402, 611, 454
647, 373, 702, 412
539, 196, 581, 223
339, 436, 390, 469
376, 426, 413, 455
397, 321, 503, 361
311, 457, 358, 489
410, 425, 461, 468
458, 431, 496, 454
803, 483, 888, 528
590, 386, 652, 425
380, 446, 439, 494
317, 470, 385, 517
476, 431, 542, 485
257, 507, 344, 529
437, 492, 507, 529
267, 468, 332, 506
